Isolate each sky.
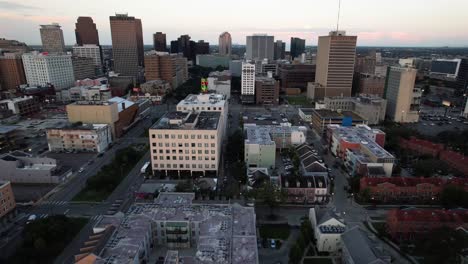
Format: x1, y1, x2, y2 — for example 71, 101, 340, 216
1, 0, 468, 47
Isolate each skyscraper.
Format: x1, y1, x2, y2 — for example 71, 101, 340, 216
274, 40, 285, 60
246, 35, 274, 61
109, 14, 144, 77
290, 37, 305, 59
312, 31, 357, 99
195, 40, 209, 55
384, 66, 420, 123
75, 17, 99, 46
22, 52, 75, 90
153, 32, 167, 52
40, 23, 65, 53
0, 53, 26, 92
219, 32, 232, 56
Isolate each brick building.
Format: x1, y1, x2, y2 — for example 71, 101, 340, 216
399, 137, 445, 157
0, 181, 16, 227
255, 74, 279, 105
387, 208, 468, 241
0, 53, 26, 92
360, 177, 468, 203
439, 150, 468, 176
280, 175, 328, 204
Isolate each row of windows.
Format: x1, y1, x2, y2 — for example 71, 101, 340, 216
154, 163, 216, 169
152, 134, 216, 140
153, 155, 216, 161
154, 149, 216, 154
152, 142, 216, 148
178, 106, 223, 111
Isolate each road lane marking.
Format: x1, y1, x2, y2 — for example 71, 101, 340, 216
64, 209, 70, 215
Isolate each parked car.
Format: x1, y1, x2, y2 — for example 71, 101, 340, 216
270, 239, 276, 249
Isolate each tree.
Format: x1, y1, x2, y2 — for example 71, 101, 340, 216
423, 84, 431, 95
175, 179, 193, 192
300, 218, 313, 244
414, 227, 468, 264
288, 243, 303, 264
250, 182, 287, 218
359, 187, 371, 202
440, 185, 468, 208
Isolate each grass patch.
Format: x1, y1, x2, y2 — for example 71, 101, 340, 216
286, 95, 313, 106
8, 215, 87, 264
259, 224, 290, 240
73, 145, 147, 202
303, 258, 333, 264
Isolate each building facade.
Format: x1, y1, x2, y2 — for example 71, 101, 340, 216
274, 40, 285, 60
357, 73, 386, 97
277, 64, 316, 91
149, 112, 223, 178
195, 54, 230, 68
72, 45, 103, 74
241, 61, 256, 103
72, 56, 96, 80
312, 31, 357, 100
109, 14, 144, 78
323, 95, 387, 125
255, 74, 279, 105
0, 53, 26, 92
290, 37, 305, 59
22, 52, 75, 90
40, 23, 65, 53
309, 207, 345, 253
0, 181, 16, 225
75, 17, 100, 46
384, 67, 420, 123
0, 96, 40, 116
218, 32, 232, 56
153, 32, 167, 52
246, 35, 274, 61
310, 109, 367, 136
46, 124, 112, 153
244, 126, 276, 169
144, 51, 188, 89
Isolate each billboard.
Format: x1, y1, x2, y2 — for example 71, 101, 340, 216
201, 78, 208, 93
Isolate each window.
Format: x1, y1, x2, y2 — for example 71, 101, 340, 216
179, 156, 183, 160
211, 157, 215, 160
171, 135, 175, 139
153, 150, 157, 153
211, 164, 215, 168
158, 134, 162, 139
204, 143, 209, 148
192, 150, 196, 154
178, 135, 182, 139
211, 143, 215, 147
153, 156, 157, 160
192, 164, 196, 168
198, 150, 202, 154
204, 135, 208, 139
158, 143, 163, 147
205, 150, 209, 154
198, 164, 203, 168
151, 134, 155, 139
166, 156, 171, 160
160, 156, 164, 160
184, 135, 188, 139
179, 150, 183, 154
173, 156, 177, 160
185, 143, 189, 147
152, 143, 156, 147
167, 164, 171, 168
172, 143, 176, 147
180, 164, 184, 168
198, 156, 202, 160
185, 156, 189, 160
205, 164, 209, 168
165, 134, 169, 139
161, 164, 165, 168
178, 143, 183, 147
191, 135, 195, 139
165, 143, 170, 147
192, 143, 196, 147
192, 156, 196, 160
165, 150, 170, 153
185, 150, 189, 154
211, 150, 215, 154
172, 150, 176, 154
197, 135, 202, 139
211, 135, 215, 139
154, 164, 158, 168
205, 156, 209, 160
198, 143, 202, 148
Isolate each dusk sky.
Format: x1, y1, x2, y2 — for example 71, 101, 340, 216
1, 0, 467, 47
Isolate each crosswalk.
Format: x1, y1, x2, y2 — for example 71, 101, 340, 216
38, 214, 49, 219
39, 200, 69, 206
91, 215, 103, 221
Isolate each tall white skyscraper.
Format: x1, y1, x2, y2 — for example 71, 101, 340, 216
246, 34, 274, 61
22, 52, 75, 90
218, 32, 232, 56
241, 61, 255, 103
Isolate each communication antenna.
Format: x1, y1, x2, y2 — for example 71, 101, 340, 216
336, 0, 341, 32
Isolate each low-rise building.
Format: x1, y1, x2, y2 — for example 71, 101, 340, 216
0, 96, 40, 116
296, 144, 329, 177
439, 150, 468, 176
0, 181, 16, 227
309, 207, 345, 253
0, 151, 67, 183
360, 177, 468, 203
247, 168, 270, 189
327, 125, 393, 177
298, 108, 314, 123
140, 79, 171, 99
280, 175, 328, 204
149, 111, 223, 178
323, 95, 387, 125
341, 226, 390, 264
59, 84, 111, 102
310, 109, 367, 136
244, 126, 276, 169
208, 71, 231, 99
387, 208, 468, 241
46, 124, 112, 153
255, 74, 279, 105
75, 192, 259, 264
357, 73, 385, 97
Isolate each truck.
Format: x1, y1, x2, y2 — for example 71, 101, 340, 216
141, 161, 150, 174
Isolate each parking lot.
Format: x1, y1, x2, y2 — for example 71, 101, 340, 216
407, 113, 468, 136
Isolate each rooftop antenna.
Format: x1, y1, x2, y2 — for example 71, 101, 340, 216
336, 0, 341, 32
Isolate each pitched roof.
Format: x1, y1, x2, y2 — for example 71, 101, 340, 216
341, 226, 388, 264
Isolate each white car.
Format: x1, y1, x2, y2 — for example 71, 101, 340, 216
78, 167, 84, 173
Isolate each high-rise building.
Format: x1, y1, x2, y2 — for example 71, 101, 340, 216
153, 32, 167, 52
456, 58, 468, 92
312, 31, 357, 100
241, 61, 255, 103
144, 51, 188, 89
246, 34, 274, 61
75, 17, 100, 46
40, 23, 66, 53
170, 41, 179, 54
290, 37, 305, 59
109, 13, 144, 77
255, 73, 280, 105
0, 53, 26, 92
218, 32, 232, 56
22, 52, 75, 90
384, 67, 420, 123
72, 44, 103, 75
72, 56, 95, 80
195, 40, 209, 55
0, 38, 30, 53
174, 35, 192, 59
274, 40, 286, 60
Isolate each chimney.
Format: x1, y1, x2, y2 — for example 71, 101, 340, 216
121, 102, 125, 110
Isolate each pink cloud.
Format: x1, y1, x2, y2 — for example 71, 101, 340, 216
0, 12, 71, 24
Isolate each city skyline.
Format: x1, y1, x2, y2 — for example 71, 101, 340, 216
0, 0, 467, 47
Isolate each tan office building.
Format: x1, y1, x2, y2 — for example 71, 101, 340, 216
384, 67, 420, 123
66, 101, 119, 138
110, 14, 144, 77
40, 23, 65, 53
312, 31, 357, 100
144, 51, 187, 89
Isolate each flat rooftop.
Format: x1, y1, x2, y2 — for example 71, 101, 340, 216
245, 126, 275, 146
313, 109, 365, 120
177, 93, 226, 108
47, 123, 108, 130
0, 125, 19, 134
151, 111, 220, 130
242, 112, 290, 126
93, 193, 258, 264
299, 108, 315, 115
